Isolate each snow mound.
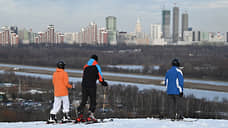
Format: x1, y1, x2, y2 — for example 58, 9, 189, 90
0, 118, 228, 128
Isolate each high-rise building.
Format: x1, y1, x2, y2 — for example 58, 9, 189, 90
47, 25, 55, 43
162, 10, 171, 40
78, 22, 98, 44
181, 12, 189, 41
192, 31, 200, 42
226, 32, 228, 42
10, 26, 18, 34
106, 16, 117, 45
183, 31, 193, 42
11, 33, 19, 45
1, 26, 10, 45
98, 28, 108, 44
200, 32, 209, 41
19, 28, 30, 44
72, 32, 79, 43
56, 32, 64, 43
151, 24, 162, 41
151, 24, 166, 45
135, 17, 142, 33
173, 6, 179, 43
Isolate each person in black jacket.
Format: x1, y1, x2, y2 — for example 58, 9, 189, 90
76, 55, 108, 122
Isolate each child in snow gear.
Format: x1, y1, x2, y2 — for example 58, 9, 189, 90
165, 58, 184, 120
47, 61, 72, 123
76, 55, 108, 123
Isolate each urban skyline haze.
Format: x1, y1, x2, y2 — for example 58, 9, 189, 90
0, 0, 227, 33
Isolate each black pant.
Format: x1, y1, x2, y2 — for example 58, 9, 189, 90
78, 87, 97, 113
167, 95, 182, 119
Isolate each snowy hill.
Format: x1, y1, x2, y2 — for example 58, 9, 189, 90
1, 118, 228, 128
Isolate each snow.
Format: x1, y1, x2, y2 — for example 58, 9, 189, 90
25, 90, 44, 94
0, 118, 228, 128
106, 65, 144, 71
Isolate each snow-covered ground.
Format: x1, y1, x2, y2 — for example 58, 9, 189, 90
0, 118, 228, 128
106, 65, 144, 71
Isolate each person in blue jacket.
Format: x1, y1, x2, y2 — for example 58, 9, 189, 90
165, 58, 184, 120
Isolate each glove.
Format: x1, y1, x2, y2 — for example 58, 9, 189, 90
72, 83, 76, 89
179, 92, 183, 97
101, 80, 108, 87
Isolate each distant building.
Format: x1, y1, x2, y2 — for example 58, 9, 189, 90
172, 6, 179, 43
117, 31, 128, 44
10, 33, 19, 45
192, 31, 200, 42
10, 26, 18, 34
227, 32, 228, 42
151, 24, 166, 45
162, 10, 171, 40
56, 32, 64, 43
106, 16, 117, 45
151, 24, 162, 41
200, 32, 209, 41
1, 26, 10, 45
181, 12, 189, 41
19, 28, 31, 44
64, 33, 73, 44
183, 31, 193, 42
37, 32, 47, 43
98, 28, 108, 44
78, 22, 98, 44
135, 17, 142, 33
47, 25, 55, 43
72, 32, 79, 43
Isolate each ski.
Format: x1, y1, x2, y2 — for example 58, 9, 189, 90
85, 119, 114, 125
182, 119, 199, 122
46, 120, 74, 124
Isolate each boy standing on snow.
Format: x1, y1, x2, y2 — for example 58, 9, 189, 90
76, 54, 108, 123
47, 61, 72, 123
165, 58, 184, 120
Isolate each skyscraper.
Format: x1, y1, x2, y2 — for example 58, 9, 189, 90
10, 26, 18, 34
226, 32, 228, 43
181, 12, 189, 41
1, 26, 10, 45
106, 16, 117, 45
173, 6, 179, 43
47, 25, 55, 43
135, 17, 141, 33
162, 10, 171, 40
151, 24, 162, 41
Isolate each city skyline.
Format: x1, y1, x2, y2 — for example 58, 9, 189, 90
0, 0, 228, 33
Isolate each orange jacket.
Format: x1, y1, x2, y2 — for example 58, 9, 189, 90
52, 68, 72, 97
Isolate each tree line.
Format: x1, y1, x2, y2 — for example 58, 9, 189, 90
0, 73, 228, 121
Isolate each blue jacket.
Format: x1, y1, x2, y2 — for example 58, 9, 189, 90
165, 66, 184, 95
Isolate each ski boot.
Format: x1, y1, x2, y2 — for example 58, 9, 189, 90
87, 111, 98, 123
75, 113, 86, 123
61, 112, 71, 123
176, 114, 184, 121
47, 114, 57, 124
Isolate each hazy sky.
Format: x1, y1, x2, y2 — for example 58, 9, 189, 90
0, 0, 227, 33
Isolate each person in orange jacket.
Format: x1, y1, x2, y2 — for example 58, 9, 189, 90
47, 61, 72, 123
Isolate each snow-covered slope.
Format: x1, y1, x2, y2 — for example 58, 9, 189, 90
1, 118, 228, 128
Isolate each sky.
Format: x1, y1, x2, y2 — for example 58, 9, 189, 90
0, 0, 227, 33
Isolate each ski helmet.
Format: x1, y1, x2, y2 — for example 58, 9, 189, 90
56, 60, 65, 69
172, 58, 180, 67
91, 54, 98, 61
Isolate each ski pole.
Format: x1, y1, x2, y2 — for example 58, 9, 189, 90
102, 86, 106, 114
